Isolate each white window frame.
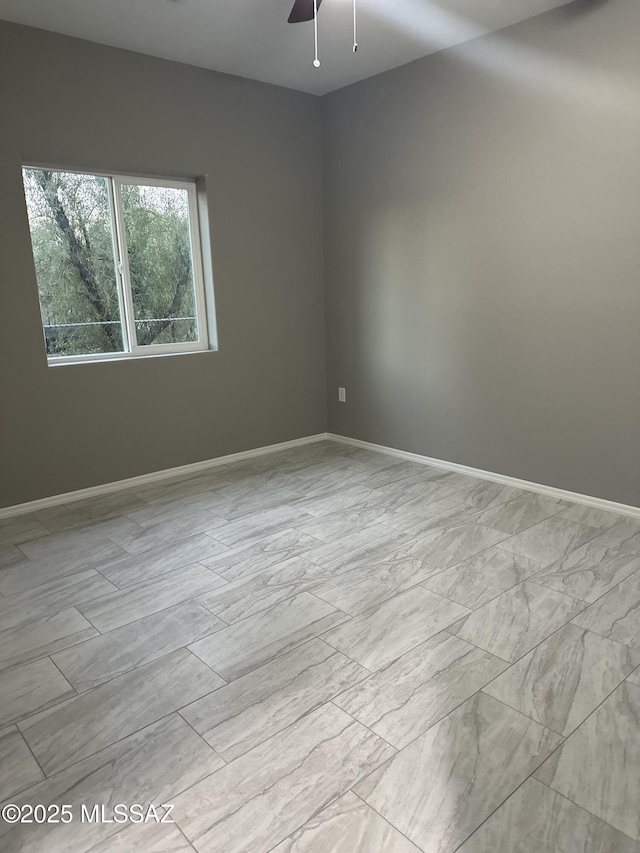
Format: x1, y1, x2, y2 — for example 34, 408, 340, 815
24, 166, 211, 365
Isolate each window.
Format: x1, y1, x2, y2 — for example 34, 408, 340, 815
22, 167, 211, 363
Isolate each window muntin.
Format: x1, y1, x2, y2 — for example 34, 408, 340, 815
22, 167, 209, 363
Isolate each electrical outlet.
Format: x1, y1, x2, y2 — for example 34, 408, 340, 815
338, 387, 346, 403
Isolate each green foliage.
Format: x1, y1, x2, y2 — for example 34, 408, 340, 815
23, 169, 196, 357
24, 169, 122, 355
122, 183, 196, 347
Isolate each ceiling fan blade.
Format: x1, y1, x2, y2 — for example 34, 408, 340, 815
288, 0, 323, 24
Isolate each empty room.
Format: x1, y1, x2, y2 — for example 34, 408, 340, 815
1, 0, 640, 850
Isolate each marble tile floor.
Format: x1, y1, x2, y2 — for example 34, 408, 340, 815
1, 440, 640, 852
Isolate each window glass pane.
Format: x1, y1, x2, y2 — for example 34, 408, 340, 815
22, 168, 124, 357
120, 184, 198, 347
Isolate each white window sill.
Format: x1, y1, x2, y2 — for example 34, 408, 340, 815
47, 347, 218, 367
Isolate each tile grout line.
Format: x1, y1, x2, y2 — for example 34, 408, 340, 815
455, 675, 640, 851
327, 699, 398, 755
445, 736, 563, 853
15, 725, 49, 783
155, 688, 388, 840
5, 520, 633, 700
179, 639, 377, 766
416, 520, 622, 611
3, 446, 640, 851
15, 645, 227, 758
351, 789, 427, 852
24, 707, 217, 786
532, 771, 640, 845
47, 655, 77, 697
475, 621, 640, 723
175, 708, 227, 766
172, 821, 199, 852
2, 531, 636, 656
342, 691, 562, 853
313, 636, 372, 675
470, 662, 640, 845
75, 608, 105, 636
432, 555, 640, 673
75, 578, 231, 634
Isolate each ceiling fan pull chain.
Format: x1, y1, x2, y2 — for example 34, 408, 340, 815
313, 0, 320, 67
353, 0, 358, 53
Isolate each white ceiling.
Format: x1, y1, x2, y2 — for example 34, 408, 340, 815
0, 0, 575, 95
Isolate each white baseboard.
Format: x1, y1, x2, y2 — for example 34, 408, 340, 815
4, 429, 639, 524
0, 433, 330, 520
328, 433, 640, 521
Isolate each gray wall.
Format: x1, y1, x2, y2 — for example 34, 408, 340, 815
4, 2, 640, 510
323, 0, 640, 506
0, 22, 326, 507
